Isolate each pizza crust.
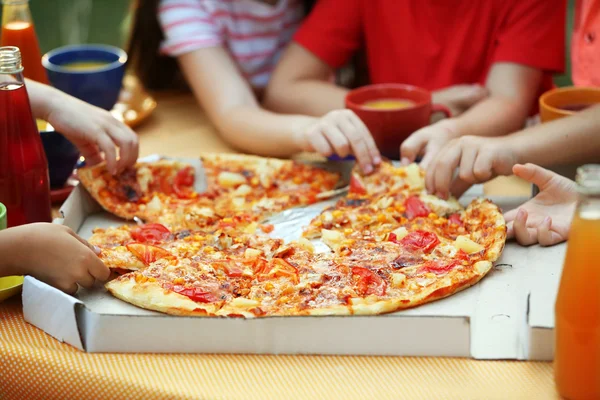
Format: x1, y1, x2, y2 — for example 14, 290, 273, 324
106, 276, 219, 316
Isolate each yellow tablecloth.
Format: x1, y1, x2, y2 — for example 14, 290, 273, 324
0, 297, 558, 400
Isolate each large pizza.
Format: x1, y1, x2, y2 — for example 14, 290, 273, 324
79, 154, 506, 317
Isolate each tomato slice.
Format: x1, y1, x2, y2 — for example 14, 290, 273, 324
420, 260, 459, 274
351, 267, 387, 296
127, 243, 174, 266
404, 196, 431, 219
449, 213, 463, 226
349, 174, 367, 195
131, 223, 172, 244
212, 260, 244, 278
400, 230, 440, 253
388, 232, 399, 244
173, 166, 196, 199
171, 285, 219, 303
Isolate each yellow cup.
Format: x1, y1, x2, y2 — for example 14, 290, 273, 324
0, 203, 24, 302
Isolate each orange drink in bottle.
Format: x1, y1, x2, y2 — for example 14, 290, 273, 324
555, 164, 600, 399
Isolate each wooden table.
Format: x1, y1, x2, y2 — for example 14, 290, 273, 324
0, 92, 557, 400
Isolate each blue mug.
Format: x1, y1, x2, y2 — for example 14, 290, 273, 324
42, 44, 127, 110
40, 127, 80, 188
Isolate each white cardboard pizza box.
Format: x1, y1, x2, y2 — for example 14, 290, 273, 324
21, 159, 562, 358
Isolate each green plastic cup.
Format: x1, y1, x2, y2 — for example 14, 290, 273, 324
0, 203, 5, 231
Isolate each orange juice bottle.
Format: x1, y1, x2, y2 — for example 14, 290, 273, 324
555, 164, 600, 399
0, 0, 48, 84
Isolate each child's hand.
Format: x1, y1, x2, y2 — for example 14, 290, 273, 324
432, 84, 489, 117
3, 223, 110, 293
423, 135, 519, 198
400, 119, 459, 170
296, 110, 381, 174
46, 92, 139, 175
505, 164, 577, 246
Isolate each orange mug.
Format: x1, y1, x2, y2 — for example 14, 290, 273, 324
539, 86, 600, 123
345, 84, 451, 159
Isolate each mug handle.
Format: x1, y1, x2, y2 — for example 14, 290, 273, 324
431, 104, 452, 118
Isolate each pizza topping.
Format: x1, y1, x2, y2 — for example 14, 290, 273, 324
349, 174, 367, 195
404, 196, 431, 219
127, 243, 174, 266
173, 166, 195, 199
268, 258, 299, 284
398, 230, 440, 253
390, 273, 406, 288
170, 285, 220, 303
420, 260, 460, 275
244, 248, 262, 259
449, 213, 463, 226
391, 253, 422, 269
131, 223, 172, 244
118, 168, 142, 202
212, 261, 244, 278
351, 267, 387, 296
217, 171, 247, 188
454, 235, 484, 254
260, 224, 274, 234
388, 227, 408, 243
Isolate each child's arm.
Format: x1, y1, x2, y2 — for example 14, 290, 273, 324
26, 79, 139, 175
0, 223, 110, 293
423, 105, 600, 198
177, 47, 380, 173
400, 62, 543, 168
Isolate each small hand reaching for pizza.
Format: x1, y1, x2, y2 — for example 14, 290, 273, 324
0, 223, 110, 293
27, 79, 139, 175
399, 119, 459, 172
505, 164, 577, 246
294, 109, 382, 174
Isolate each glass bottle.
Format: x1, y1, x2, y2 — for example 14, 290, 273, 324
0, 0, 49, 84
554, 164, 600, 399
0, 46, 51, 227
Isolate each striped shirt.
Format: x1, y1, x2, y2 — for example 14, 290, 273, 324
159, 0, 304, 88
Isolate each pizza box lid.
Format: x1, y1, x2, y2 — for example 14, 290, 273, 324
21, 157, 562, 358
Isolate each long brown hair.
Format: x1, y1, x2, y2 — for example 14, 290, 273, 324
126, 0, 365, 92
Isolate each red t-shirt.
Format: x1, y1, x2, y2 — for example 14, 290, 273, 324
295, 0, 565, 92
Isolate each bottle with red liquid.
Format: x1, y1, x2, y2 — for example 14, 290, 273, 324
0, 46, 51, 227
0, 0, 49, 84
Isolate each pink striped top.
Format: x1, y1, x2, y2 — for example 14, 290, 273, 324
159, 0, 304, 88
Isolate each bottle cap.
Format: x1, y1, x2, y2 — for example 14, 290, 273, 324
0, 46, 23, 74
576, 164, 600, 195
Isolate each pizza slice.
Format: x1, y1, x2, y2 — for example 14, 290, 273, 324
78, 159, 205, 220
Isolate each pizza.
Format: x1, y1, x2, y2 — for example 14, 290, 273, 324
79, 155, 506, 318
79, 154, 340, 231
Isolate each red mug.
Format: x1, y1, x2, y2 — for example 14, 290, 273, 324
345, 84, 451, 159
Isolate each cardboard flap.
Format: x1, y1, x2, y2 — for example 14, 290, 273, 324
22, 277, 85, 350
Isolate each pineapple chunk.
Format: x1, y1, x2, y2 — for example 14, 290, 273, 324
391, 273, 406, 288
405, 163, 424, 189
321, 229, 344, 244
233, 184, 252, 196
244, 248, 262, 259
217, 171, 247, 188
244, 222, 258, 234
454, 235, 484, 254
232, 197, 245, 209
294, 237, 315, 253
228, 298, 260, 309
390, 226, 409, 240
321, 229, 346, 250
145, 195, 163, 213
